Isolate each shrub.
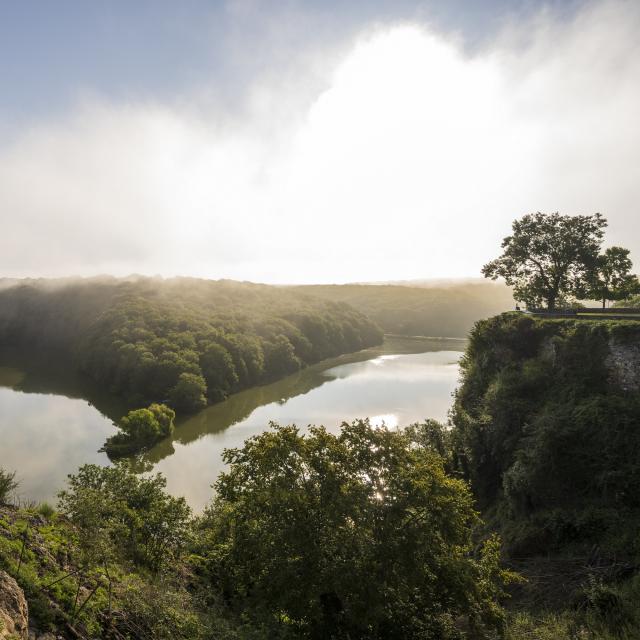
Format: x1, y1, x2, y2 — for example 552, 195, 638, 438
36, 502, 55, 518
58, 464, 191, 572
0, 469, 18, 505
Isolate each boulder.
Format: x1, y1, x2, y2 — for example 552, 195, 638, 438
0, 571, 28, 639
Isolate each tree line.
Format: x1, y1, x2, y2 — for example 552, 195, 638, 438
0, 278, 383, 420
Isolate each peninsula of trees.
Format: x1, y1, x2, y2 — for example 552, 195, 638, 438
0, 278, 383, 415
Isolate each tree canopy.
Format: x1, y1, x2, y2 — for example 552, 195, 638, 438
586, 246, 640, 308
482, 212, 607, 309
197, 420, 514, 639
0, 277, 383, 414
58, 463, 192, 573
103, 403, 175, 458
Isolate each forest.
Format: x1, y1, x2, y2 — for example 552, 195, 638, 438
293, 281, 514, 338
0, 277, 383, 415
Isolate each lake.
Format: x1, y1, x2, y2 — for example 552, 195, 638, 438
0, 336, 465, 510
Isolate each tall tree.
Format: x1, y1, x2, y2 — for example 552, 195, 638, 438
482, 212, 607, 309
587, 246, 640, 308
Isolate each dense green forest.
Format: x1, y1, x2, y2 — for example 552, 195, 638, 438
450, 313, 640, 636
293, 281, 514, 338
0, 277, 382, 414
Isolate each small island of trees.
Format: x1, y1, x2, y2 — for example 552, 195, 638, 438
102, 403, 176, 458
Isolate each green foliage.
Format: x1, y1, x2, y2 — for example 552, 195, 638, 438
197, 420, 513, 639
0, 501, 215, 639
618, 294, 640, 309
104, 402, 175, 458
0, 469, 18, 505
200, 341, 239, 401
0, 277, 383, 415
111, 573, 209, 639
482, 212, 607, 309
170, 372, 207, 412
587, 246, 640, 308
36, 502, 55, 518
505, 574, 640, 640
58, 463, 191, 572
451, 313, 640, 554
294, 281, 515, 338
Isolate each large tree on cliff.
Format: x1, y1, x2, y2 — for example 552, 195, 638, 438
482, 212, 607, 309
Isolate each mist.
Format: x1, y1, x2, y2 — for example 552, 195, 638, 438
1, 0, 639, 283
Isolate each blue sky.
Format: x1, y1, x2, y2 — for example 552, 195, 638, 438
1, 1, 581, 124
1, 0, 638, 283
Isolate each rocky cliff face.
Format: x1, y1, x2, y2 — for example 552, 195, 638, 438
606, 339, 640, 391
0, 570, 28, 640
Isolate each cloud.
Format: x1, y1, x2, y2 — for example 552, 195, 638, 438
1, 0, 639, 282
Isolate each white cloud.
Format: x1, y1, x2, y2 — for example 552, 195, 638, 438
1, 0, 639, 282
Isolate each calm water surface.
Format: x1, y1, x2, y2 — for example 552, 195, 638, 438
0, 337, 465, 510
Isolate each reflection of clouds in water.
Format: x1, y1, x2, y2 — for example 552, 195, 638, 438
369, 355, 401, 366
327, 352, 461, 383
0, 388, 114, 503
2, 346, 464, 512
156, 349, 462, 510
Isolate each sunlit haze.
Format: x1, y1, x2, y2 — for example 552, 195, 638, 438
1, 0, 639, 283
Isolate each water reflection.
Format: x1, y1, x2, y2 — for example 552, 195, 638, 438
0, 387, 116, 503
150, 346, 463, 510
0, 337, 465, 510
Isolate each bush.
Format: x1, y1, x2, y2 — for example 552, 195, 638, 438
58, 464, 191, 572
0, 469, 18, 505
36, 502, 55, 518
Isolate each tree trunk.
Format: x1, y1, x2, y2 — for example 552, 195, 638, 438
547, 294, 556, 311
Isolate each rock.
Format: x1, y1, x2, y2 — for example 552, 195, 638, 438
606, 340, 640, 391
0, 570, 28, 639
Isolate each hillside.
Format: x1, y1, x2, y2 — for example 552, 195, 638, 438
451, 313, 640, 635
0, 277, 382, 414
292, 281, 514, 338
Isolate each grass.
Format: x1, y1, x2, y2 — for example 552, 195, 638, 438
0, 506, 111, 634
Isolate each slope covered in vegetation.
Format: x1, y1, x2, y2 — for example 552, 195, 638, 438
293, 281, 514, 338
0, 277, 383, 414
451, 313, 640, 636
0, 422, 514, 640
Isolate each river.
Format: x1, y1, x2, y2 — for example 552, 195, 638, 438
0, 336, 465, 510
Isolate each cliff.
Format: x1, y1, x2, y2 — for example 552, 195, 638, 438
451, 313, 640, 556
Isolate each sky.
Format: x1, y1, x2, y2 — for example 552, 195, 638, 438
1, 0, 638, 284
